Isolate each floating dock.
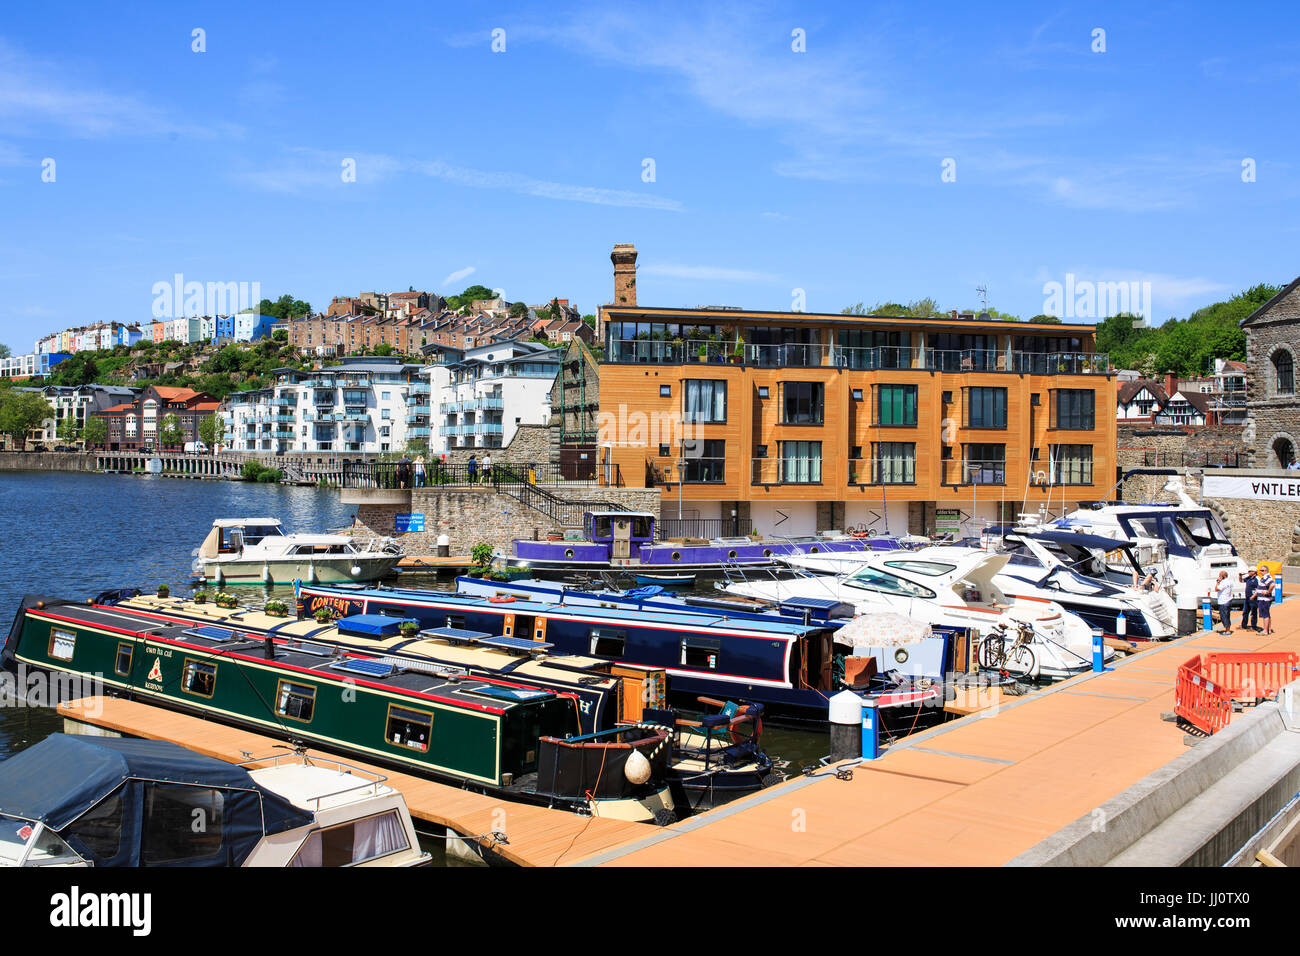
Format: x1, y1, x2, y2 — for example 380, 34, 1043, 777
57, 697, 653, 867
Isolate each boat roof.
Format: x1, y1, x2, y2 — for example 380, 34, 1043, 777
212, 517, 283, 528
587, 510, 655, 519
0, 733, 311, 833
1008, 529, 1141, 552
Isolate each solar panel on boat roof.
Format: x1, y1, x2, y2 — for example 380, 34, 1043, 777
473, 635, 554, 652
466, 683, 552, 702
422, 626, 492, 642
329, 658, 395, 679
185, 625, 237, 642
288, 641, 335, 657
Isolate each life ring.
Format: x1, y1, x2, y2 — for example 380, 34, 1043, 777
487, 595, 516, 603
729, 707, 762, 745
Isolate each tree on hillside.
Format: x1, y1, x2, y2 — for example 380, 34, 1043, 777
509, 301, 527, 318
82, 416, 108, 448
0, 391, 54, 450
46, 353, 99, 386
445, 284, 497, 310
257, 295, 313, 319
0, 344, 10, 359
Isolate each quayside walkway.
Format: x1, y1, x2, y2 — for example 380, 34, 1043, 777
575, 589, 1300, 867
57, 697, 653, 867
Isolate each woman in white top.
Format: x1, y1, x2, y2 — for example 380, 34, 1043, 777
1214, 570, 1234, 635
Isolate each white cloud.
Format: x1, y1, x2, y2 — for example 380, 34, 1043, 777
442, 266, 476, 287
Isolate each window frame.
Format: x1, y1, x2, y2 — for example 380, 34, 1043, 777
385, 703, 434, 753
875, 384, 918, 427
275, 680, 318, 723
181, 658, 217, 698
965, 386, 1008, 429
779, 381, 824, 426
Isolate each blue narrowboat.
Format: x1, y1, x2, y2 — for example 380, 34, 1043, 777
295, 582, 943, 724
507, 511, 907, 577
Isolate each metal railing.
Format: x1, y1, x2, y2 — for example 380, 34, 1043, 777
751, 456, 823, 485
340, 458, 624, 490
657, 516, 754, 540
1139, 450, 1249, 468
847, 457, 916, 485
942, 459, 1006, 485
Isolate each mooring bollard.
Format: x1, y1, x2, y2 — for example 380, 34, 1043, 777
1201, 597, 1212, 632
828, 690, 863, 762
862, 700, 880, 761
1092, 629, 1106, 673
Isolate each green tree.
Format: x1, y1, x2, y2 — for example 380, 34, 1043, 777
198, 414, 219, 451
0, 344, 10, 359
158, 413, 185, 449
82, 416, 108, 448
0, 391, 54, 450
256, 295, 312, 319
1027, 314, 1063, 324
509, 301, 527, 318
56, 415, 81, 443
46, 353, 99, 386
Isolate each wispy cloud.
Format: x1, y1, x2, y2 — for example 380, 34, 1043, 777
442, 266, 476, 287
235, 148, 683, 210
641, 262, 780, 283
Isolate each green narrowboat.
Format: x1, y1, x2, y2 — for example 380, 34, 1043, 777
3, 596, 675, 823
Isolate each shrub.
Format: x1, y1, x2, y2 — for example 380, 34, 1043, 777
240, 461, 284, 483
192, 591, 208, 604
471, 542, 494, 568
157, 584, 170, 598
398, 621, 420, 637
215, 591, 237, 608
313, 608, 333, 624
264, 599, 289, 617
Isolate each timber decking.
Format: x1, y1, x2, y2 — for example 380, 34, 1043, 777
56, 697, 652, 868
573, 590, 1300, 867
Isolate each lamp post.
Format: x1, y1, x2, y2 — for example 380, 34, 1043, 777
677, 456, 687, 537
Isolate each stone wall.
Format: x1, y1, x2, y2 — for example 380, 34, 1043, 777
352, 484, 661, 555
0, 451, 98, 472
1117, 423, 1247, 468
434, 424, 558, 468
1243, 282, 1300, 468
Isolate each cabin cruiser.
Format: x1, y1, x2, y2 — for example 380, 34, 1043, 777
723, 547, 1109, 679
954, 529, 1179, 641
1058, 473, 1249, 632
0, 734, 429, 867
506, 510, 909, 578
193, 518, 402, 586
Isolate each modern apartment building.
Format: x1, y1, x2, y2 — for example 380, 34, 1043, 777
221, 356, 425, 454
37, 384, 139, 442
98, 386, 220, 451
431, 340, 561, 453
0, 351, 71, 380
595, 248, 1117, 538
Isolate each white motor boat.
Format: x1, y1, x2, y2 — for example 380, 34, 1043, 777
193, 518, 402, 586
1058, 474, 1249, 630
725, 547, 1110, 678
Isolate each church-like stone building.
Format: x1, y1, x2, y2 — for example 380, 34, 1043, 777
1241, 277, 1300, 468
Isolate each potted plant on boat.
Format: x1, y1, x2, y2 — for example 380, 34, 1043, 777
192, 590, 208, 604
215, 591, 238, 609
313, 607, 334, 624
469, 542, 494, 578
264, 599, 289, 617
398, 620, 420, 638
156, 584, 170, 598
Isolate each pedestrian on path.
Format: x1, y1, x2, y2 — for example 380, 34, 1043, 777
1242, 568, 1259, 631
1214, 570, 1234, 634
414, 455, 426, 488
1257, 565, 1275, 636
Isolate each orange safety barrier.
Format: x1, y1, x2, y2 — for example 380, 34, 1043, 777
1174, 652, 1300, 735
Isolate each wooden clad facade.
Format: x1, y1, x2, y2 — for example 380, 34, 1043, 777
597, 307, 1116, 534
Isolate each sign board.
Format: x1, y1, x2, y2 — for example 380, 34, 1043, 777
395, 513, 425, 533
1202, 475, 1300, 502
935, 508, 962, 534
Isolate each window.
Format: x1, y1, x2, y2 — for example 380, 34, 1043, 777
289, 811, 410, 867
876, 385, 917, 426
681, 635, 720, 669
385, 705, 433, 752
851, 388, 863, 401
657, 443, 670, 457
276, 681, 317, 722
757, 386, 769, 399
781, 382, 823, 424
49, 628, 75, 661
1275, 350, 1294, 395
681, 439, 725, 482
66, 791, 124, 862
114, 643, 133, 676
659, 385, 671, 397
962, 443, 1006, 484
871, 442, 915, 484
589, 627, 626, 657
141, 785, 225, 865
845, 567, 937, 599
780, 440, 822, 483
1050, 444, 1094, 484
682, 380, 727, 423
182, 659, 217, 698
884, 560, 957, 576
1053, 389, 1095, 430
966, 387, 1007, 428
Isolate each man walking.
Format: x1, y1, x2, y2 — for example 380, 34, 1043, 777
1242, 568, 1259, 631
1214, 570, 1234, 635
467, 454, 478, 484
1257, 565, 1275, 636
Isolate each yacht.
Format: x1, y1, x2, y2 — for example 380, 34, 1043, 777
193, 517, 402, 586
723, 547, 1110, 679
1058, 473, 1249, 631
0, 734, 429, 867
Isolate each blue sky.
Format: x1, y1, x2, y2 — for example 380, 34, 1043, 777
2, 1, 1297, 350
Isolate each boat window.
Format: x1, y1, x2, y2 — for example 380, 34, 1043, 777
141, 784, 226, 865
276, 681, 317, 722
631, 516, 653, 538
1177, 514, 1230, 550
386, 705, 433, 752
589, 627, 626, 657
65, 791, 125, 862
182, 659, 217, 698
289, 810, 411, 867
883, 560, 956, 577
445, 614, 465, 629
592, 516, 613, 539
0, 814, 81, 865
241, 524, 283, 544
114, 643, 133, 676
48, 628, 76, 661
681, 635, 720, 669
845, 567, 937, 599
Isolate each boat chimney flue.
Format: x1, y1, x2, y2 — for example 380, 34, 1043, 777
264, 637, 275, 660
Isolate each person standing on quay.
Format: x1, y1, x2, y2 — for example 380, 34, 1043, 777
1257, 565, 1275, 636
1214, 570, 1234, 635
1242, 568, 1259, 631
414, 455, 426, 488
467, 454, 478, 484
482, 452, 493, 483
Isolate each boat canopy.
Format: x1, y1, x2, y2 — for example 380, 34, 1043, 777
1010, 530, 1141, 553
212, 518, 283, 528
0, 734, 313, 866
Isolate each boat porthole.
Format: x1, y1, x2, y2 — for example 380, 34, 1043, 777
565, 548, 574, 559
728, 550, 737, 559
895, 648, 910, 664
810, 546, 819, 554
763, 549, 772, 557
672, 551, 681, 562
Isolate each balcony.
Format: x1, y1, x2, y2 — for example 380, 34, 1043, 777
475, 423, 504, 435
943, 459, 1006, 486
408, 425, 430, 438
751, 457, 822, 485
604, 338, 1110, 375
439, 425, 458, 436
408, 383, 430, 395
847, 457, 917, 486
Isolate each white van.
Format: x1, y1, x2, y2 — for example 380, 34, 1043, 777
184, 441, 208, 454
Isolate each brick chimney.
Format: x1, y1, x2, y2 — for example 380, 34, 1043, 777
611, 243, 638, 307
1164, 371, 1178, 398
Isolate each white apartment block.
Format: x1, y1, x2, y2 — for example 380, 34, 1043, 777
221, 356, 426, 454
433, 340, 560, 453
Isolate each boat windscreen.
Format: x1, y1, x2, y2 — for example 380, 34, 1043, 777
242, 524, 285, 544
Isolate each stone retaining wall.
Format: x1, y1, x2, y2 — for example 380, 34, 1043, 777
0, 451, 98, 472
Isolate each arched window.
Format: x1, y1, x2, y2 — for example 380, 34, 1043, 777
1275, 350, 1294, 395
1275, 438, 1296, 469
